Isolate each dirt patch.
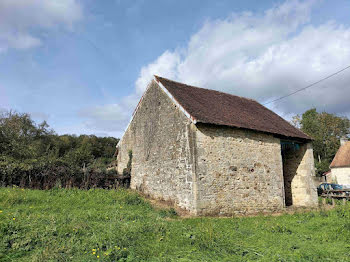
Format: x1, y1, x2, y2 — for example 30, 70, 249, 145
148, 198, 192, 217
134, 190, 192, 217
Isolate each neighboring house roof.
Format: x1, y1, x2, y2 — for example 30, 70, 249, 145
330, 141, 350, 168
154, 75, 311, 141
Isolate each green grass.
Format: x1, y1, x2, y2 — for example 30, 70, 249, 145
1, 188, 350, 261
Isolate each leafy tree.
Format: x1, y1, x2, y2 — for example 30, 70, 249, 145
0, 110, 120, 188
293, 108, 350, 176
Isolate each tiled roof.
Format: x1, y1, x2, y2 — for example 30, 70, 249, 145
154, 75, 311, 140
330, 141, 350, 168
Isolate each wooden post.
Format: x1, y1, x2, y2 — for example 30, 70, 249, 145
343, 198, 347, 205
332, 198, 335, 206
322, 197, 326, 205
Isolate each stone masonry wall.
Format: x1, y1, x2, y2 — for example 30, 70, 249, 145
117, 80, 196, 212
282, 143, 318, 207
194, 124, 285, 216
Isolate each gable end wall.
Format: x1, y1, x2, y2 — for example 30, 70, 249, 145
117, 80, 197, 212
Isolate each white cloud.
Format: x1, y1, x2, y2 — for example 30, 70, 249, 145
135, 51, 181, 95
134, 0, 350, 119
85, 0, 350, 136
78, 102, 130, 134
0, 0, 82, 52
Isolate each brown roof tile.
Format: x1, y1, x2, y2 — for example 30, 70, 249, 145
330, 142, 350, 168
154, 75, 311, 140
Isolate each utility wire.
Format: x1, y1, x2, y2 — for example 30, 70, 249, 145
263, 65, 350, 105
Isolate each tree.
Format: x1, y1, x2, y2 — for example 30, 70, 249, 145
0, 110, 120, 188
293, 108, 350, 176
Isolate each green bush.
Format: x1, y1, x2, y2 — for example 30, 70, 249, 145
0, 110, 122, 189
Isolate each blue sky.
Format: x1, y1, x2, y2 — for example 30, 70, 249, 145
1, 0, 350, 137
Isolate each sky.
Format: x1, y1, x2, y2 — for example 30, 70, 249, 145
1, 0, 350, 138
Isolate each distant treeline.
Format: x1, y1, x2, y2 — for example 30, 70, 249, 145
0, 110, 124, 189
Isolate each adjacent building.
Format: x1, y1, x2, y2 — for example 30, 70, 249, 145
329, 137, 350, 186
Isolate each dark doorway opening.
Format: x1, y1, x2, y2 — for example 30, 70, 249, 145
281, 141, 302, 206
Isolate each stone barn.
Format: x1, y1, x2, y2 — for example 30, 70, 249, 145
116, 76, 318, 215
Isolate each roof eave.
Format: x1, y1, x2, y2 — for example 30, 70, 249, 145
194, 121, 312, 142
330, 165, 350, 169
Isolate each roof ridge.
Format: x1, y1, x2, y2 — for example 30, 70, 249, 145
154, 75, 257, 103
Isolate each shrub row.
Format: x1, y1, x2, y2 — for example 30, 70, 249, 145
0, 157, 130, 189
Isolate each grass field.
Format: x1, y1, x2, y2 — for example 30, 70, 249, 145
1, 188, 350, 261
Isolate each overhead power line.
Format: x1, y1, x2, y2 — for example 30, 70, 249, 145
263, 65, 350, 105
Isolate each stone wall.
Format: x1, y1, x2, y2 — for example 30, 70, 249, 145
117, 80, 197, 212
282, 142, 318, 207
194, 124, 285, 215
331, 167, 350, 185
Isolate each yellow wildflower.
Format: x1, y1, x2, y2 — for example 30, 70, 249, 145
92, 251, 96, 255
0, 210, 3, 213
97, 255, 100, 258
12, 217, 15, 221
92, 249, 96, 251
